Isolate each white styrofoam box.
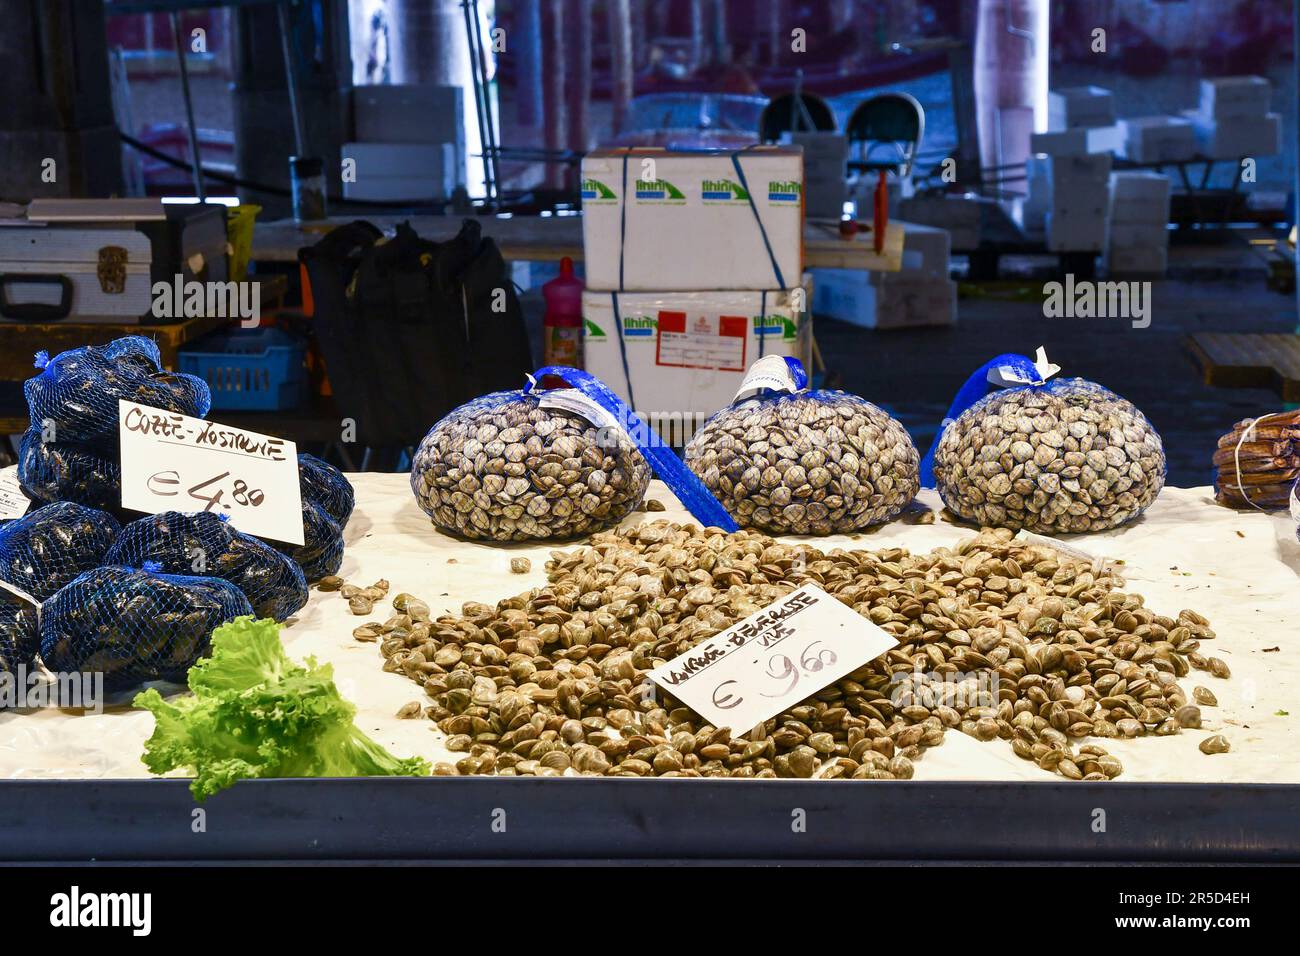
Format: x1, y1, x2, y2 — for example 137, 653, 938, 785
1046, 208, 1106, 252
896, 194, 985, 251
1109, 197, 1170, 224
1197, 76, 1271, 122
1119, 116, 1197, 164
1046, 152, 1113, 188
870, 220, 950, 282
783, 131, 848, 220
1030, 129, 1088, 156
1110, 171, 1172, 201
1105, 245, 1168, 276
581, 286, 810, 426
351, 86, 468, 186
341, 142, 458, 200
812, 270, 956, 329
1185, 111, 1281, 159
1108, 221, 1169, 248
1048, 86, 1116, 130
1085, 125, 1126, 154
581, 147, 803, 291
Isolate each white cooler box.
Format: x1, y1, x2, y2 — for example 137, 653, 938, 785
0, 201, 227, 324
581, 286, 812, 440
1119, 117, 1198, 164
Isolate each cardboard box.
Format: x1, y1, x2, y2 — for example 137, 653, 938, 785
341, 142, 458, 201
1197, 76, 1271, 122
581, 147, 803, 292
1185, 111, 1281, 159
1048, 86, 1116, 129
1119, 117, 1197, 164
784, 132, 847, 220
1105, 245, 1168, 276
581, 286, 811, 431
1030, 129, 1088, 156
812, 271, 956, 330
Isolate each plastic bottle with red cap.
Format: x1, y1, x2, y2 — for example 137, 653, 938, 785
542, 257, 584, 369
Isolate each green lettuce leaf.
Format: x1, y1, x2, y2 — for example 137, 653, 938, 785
135, 616, 429, 800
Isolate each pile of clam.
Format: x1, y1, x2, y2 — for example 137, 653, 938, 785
932, 379, 1165, 533
351, 520, 1230, 780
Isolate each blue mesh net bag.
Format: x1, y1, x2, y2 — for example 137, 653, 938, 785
106, 512, 308, 623
298, 453, 355, 529
40, 565, 253, 690
0, 501, 122, 602
24, 335, 211, 447
273, 500, 343, 582
0, 598, 40, 676
17, 427, 124, 515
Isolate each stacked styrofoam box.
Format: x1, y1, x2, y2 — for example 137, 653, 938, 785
347, 85, 467, 200
1118, 116, 1197, 164
1043, 153, 1112, 252
783, 131, 848, 220
1105, 172, 1171, 276
1183, 76, 1280, 159
1048, 86, 1116, 130
579, 147, 809, 420
896, 194, 985, 251
810, 220, 956, 330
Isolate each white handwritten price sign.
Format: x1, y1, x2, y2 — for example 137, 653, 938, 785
647, 583, 897, 737
0, 466, 31, 520
118, 400, 304, 545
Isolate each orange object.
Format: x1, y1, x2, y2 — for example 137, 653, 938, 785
873, 171, 888, 255
300, 261, 314, 317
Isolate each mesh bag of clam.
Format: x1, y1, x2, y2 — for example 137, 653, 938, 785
923, 351, 1166, 534
0, 501, 122, 602
684, 357, 921, 535
298, 453, 356, 528
24, 336, 211, 448
273, 498, 345, 583
17, 427, 124, 515
411, 366, 734, 541
106, 511, 309, 623
40, 564, 252, 691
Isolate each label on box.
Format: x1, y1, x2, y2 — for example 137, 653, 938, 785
0, 466, 31, 520
733, 354, 802, 402
655, 311, 748, 371
537, 388, 623, 432
646, 584, 897, 737
118, 400, 305, 545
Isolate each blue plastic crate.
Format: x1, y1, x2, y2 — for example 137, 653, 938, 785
179, 327, 307, 412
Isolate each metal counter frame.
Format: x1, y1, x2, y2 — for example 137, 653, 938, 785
2, 778, 1297, 864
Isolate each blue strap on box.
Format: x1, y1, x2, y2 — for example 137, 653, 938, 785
608, 291, 638, 410
525, 365, 739, 531
918, 353, 1043, 488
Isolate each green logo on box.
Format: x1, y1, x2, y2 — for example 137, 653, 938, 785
701, 178, 750, 202
584, 319, 607, 337
581, 178, 617, 202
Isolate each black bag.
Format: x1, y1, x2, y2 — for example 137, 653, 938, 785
300, 219, 533, 449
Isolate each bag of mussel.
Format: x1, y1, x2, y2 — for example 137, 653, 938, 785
0, 595, 39, 677
106, 512, 308, 623
267, 455, 354, 581
40, 565, 252, 690
17, 428, 124, 515
24, 336, 211, 447
411, 374, 654, 541
0, 501, 121, 602
684, 357, 920, 535
923, 351, 1166, 533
